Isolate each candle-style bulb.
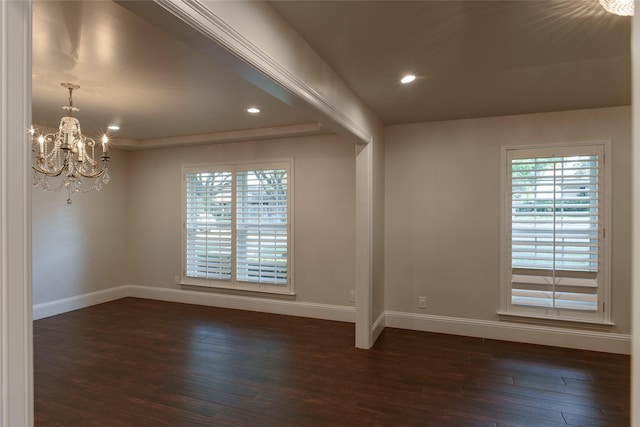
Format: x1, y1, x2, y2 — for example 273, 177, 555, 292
102, 134, 109, 158
77, 140, 84, 162
37, 134, 44, 157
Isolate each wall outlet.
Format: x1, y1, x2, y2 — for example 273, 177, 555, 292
349, 290, 356, 302
418, 296, 427, 309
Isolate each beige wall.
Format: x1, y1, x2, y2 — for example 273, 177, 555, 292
32, 148, 129, 305
384, 106, 631, 334
126, 134, 356, 306
32, 106, 631, 338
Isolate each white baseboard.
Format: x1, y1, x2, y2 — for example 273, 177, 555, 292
372, 311, 385, 343
32, 286, 630, 354
126, 285, 355, 323
385, 311, 631, 355
32, 286, 130, 320
33, 285, 355, 323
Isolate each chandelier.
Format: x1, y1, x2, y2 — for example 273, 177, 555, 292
599, 0, 633, 16
31, 83, 111, 204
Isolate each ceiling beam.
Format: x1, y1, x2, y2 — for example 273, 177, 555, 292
117, 0, 382, 145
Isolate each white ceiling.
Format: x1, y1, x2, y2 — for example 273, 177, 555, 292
31, 0, 631, 144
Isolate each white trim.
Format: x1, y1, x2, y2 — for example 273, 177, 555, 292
1, 1, 33, 426
385, 310, 630, 355
497, 311, 615, 328
31, 285, 630, 354
500, 141, 612, 323
130, 123, 330, 150
372, 311, 385, 343
181, 160, 294, 294
355, 143, 373, 348
32, 285, 355, 324
127, 285, 354, 323
632, 9, 640, 424
32, 286, 130, 321
499, 146, 509, 313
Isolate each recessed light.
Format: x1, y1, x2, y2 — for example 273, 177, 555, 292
108, 125, 120, 131
400, 75, 416, 84
247, 107, 260, 114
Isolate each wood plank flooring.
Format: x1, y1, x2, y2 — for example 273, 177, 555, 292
34, 298, 629, 426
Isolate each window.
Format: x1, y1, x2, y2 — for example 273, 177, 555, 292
183, 161, 292, 294
501, 143, 610, 323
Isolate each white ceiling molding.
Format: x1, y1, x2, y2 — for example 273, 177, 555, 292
114, 122, 330, 150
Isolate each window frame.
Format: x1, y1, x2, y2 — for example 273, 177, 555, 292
181, 160, 294, 295
499, 142, 612, 325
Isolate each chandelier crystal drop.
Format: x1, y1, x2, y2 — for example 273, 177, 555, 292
31, 83, 111, 204
599, 0, 633, 16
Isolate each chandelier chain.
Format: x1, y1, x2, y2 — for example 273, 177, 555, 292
68, 87, 73, 114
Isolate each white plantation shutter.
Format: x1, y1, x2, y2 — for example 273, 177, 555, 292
505, 144, 608, 321
183, 162, 291, 293
185, 170, 233, 280
236, 168, 288, 285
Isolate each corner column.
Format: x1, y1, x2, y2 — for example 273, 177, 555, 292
1, 1, 33, 425
631, 3, 639, 426
355, 142, 373, 349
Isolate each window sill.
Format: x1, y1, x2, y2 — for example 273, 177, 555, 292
180, 280, 296, 298
497, 311, 615, 331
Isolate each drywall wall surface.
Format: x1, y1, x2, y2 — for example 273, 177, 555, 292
373, 129, 386, 322
127, 134, 356, 306
32, 148, 129, 305
385, 106, 631, 334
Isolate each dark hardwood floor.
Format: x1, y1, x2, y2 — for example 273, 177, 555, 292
34, 298, 629, 426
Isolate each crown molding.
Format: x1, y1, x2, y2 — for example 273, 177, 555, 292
127, 122, 330, 150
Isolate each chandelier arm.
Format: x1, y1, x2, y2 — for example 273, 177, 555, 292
75, 167, 108, 179
31, 164, 66, 178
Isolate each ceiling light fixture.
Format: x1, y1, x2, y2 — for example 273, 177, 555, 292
400, 75, 416, 84
31, 83, 111, 204
599, 0, 633, 16
107, 124, 120, 131
247, 107, 260, 114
